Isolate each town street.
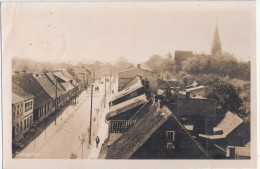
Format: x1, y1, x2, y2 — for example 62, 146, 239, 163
15, 77, 117, 159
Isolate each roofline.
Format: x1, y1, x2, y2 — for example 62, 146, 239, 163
123, 107, 173, 159
120, 75, 142, 91
172, 113, 212, 159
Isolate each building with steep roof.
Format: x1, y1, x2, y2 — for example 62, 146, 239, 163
118, 64, 159, 93
53, 70, 77, 101
12, 73, 53, 122
110, 75, 145, 106
100, 106, 211, 159
12, 83, 34, 142
211, 26, 222, 56
72, 65, 92, 88
198, 111, 248, 158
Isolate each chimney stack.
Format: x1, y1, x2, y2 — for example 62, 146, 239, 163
137, 64, 141, 69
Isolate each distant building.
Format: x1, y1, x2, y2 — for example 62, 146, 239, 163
174, 51, 193, 63
226, 142, 250, 159
72, 65, 92, 88
211, 26, 222, 56
12, 84, 34, 142
157, 78, 180, 89
186, 85, 209, 98
53, 70, 76, 101
198, 111, 248, 158
118, 64, 159, 93
173, 97, 216, 136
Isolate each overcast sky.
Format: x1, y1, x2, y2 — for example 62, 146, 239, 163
2, 1, 256, 65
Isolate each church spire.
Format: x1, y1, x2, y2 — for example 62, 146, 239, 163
211, 26, 222, 56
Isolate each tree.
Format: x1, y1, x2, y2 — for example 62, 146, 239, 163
181, 57, 199, 74
115, 57, 131, 72
145, 55, 164, 73
193, 75, 242, 122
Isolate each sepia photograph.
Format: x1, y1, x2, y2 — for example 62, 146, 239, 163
1, 1, 257, 168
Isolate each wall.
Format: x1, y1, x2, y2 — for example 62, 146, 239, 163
130, 117, 210, 159
23, 99, 34, 117
12, 101, 24, 142
176, 98, 216, 120
189, 88, 207, 97
108, 133, 123, 145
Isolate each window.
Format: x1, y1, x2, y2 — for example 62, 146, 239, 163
25, 103, 28, 111
39, 108, 41, 118
16, 124, 19, 135
12, 104, 15, 118
24, 119, 26, 129
17, 105, 20, 116
31, 101, 33, 109
20, 121, 23, 133
21, 103, 23, 113
166, 131, 175, 142
30, 116, 32, 127
48, 102, 50, 111
27, 117, 29, 128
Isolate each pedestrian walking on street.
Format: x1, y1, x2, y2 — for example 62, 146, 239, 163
95, 136, 100, 148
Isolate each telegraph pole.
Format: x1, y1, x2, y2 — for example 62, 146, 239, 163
89, 84, 93, 145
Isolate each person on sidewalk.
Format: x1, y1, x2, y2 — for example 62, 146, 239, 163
95, 136, 100, 148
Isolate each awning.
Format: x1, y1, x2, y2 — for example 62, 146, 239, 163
106, 94, 147, 120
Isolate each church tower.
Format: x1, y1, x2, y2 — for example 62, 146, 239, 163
211, 26, 222, 56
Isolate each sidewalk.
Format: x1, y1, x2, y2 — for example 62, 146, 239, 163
15, 88, 92, 159
13, 89, 88, 157
87, 77, 118, 159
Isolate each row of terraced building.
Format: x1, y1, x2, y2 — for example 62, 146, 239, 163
12, 65, 94, 144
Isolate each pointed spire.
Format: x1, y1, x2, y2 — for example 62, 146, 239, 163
211, 26, 222, 56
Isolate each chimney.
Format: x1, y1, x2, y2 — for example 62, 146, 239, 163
137, 64, 141, 69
